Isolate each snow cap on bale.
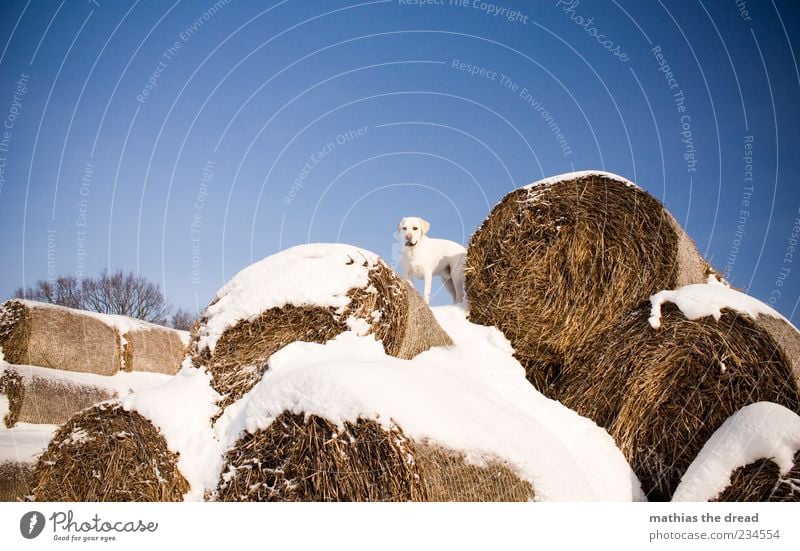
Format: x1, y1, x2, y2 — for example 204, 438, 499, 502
209, 308, 644, 502
465, 171, 711, 394
30, 402, 189, 502
558, 280, 800, 501
188, 243, 452, 410
673, 402, 800, 502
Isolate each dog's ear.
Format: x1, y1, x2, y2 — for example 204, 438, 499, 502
397, 219, 405, 231
420, 218, 430, 235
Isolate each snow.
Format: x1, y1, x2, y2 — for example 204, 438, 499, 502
648, 277, 791, 329
14, 299, 190, 344
0, 422, 58, 464
121, 359, 222, 501
194, 243, 381, 355
3, 363, 173, 396
672, 402, 800, 502
211, 305, 644, 502
123, 305, 644, 501
522, 170, 640, 191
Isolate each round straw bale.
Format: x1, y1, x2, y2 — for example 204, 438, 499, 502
464, 172, 710, 394
0, 300, 122, 376
189, 244, 452, 410
30, 402, 188, 501
559, 302, 800, 501
713, 450, 800, 502
215, 412, 424, 502
0, 461, 33, 502
0, 365, 115, 428
121, 326, 187, 375
215, 412, 533, 502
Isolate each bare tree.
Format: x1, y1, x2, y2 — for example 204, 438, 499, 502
15, 270, 170, 324
81, 270, 169, 323
170, 307, 197, 331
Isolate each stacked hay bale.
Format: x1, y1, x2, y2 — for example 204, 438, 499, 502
215, 412, 533, 502
189, 243, 453, 411
0, 302, 185, 501
119, 322, 187, 375
0, 363, 173, 428
464, 171, 710, 394
0, 365, 114, 427
0, 299, 188, 375
207, 304, 644, 503
30, 402, 188, 501
0, 300, 122, 375
28, 243, 456, 502
672, 402, 800, 502
558, 283, 800, 500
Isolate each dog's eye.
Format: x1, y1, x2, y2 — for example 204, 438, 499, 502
413, 227, 418, 230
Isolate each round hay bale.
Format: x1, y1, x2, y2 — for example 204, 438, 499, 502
672, 402, 800, 502
214, 412, 533, 502
121, 326, 187, 375
0, 461, 33, 502
713, 450, 800, 502
559, 302, 800, 501
30, 402, 188, 501
464, 171, 710, 393
189, 244, 453, 410
0, 365, 114, 427
0, 300, 122, 376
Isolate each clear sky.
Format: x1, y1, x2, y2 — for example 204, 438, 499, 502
1, 0, 799, 318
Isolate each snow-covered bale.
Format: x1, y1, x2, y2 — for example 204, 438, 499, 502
0, 362, 172, 428
214, 411, 533, 502
215, 412, 426, 502
30, 402, 188, 501
121, 325, 187, 375
0, 366, 111, 427
0, 300, 122, 376
558, 283, 800, 501
189, 244, 453, 410
673, 402, 800, 502
465, 171, 710, 393
207, 309, 644, 503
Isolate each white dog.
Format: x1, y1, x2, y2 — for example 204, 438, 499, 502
397, 216, 466, 304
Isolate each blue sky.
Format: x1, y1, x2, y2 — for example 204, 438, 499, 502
0, 0, 799, 318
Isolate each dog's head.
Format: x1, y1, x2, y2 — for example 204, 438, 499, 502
398, 216, 430, 247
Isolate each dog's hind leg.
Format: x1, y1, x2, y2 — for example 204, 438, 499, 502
450, 256, 466, 303
442, 273, 457, 303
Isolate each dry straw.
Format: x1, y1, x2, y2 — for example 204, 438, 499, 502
0, 366, 114, 427
190, 259, 452, 411
713, 449, 800, 502
0, 300, 122, 376
0, 461, 33, 502
31, 402, 188, 501
465, 173, 710, 394
558, 303, 800, 501
121, 326, 186, 375
214, 412, 532, 502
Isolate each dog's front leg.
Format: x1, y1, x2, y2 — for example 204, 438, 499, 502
423, 271, 432, 304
